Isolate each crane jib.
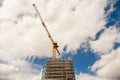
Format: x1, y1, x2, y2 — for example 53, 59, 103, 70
33, 4, 60, 59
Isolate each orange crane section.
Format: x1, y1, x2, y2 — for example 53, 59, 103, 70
33, 4, 60, 61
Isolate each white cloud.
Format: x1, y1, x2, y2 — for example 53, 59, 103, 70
76, 73, 112, 80
89, 1, 120, 79
0, 0, 108, 58
15, 74, 42, 80
90, 25, 120, 80
90, 27, 120, 54
91, 48, 120, 80
0, 64, 17, 80
0, 61, 42, 80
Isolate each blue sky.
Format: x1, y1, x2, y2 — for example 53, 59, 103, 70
0, 0, 120, 80
106, 0, 120, 28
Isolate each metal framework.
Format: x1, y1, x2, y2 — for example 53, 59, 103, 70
33, 4, 60, 61
45, 60, 75, 80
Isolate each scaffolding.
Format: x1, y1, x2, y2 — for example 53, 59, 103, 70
44, 60, 75, 80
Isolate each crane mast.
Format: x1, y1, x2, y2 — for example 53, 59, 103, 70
33, 4, 60, 61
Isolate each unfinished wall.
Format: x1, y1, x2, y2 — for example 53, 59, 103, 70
45, 60, 75, 80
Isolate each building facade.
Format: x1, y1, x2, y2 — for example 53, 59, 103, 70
44, 60, 75, 80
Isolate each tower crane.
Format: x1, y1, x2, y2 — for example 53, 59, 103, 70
33, 4, 60, 61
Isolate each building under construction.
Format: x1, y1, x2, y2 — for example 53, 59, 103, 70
42, 60, 75, 80
33, 4, 76, 80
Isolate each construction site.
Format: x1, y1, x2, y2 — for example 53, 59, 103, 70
33, 4, 76, 80
43, 60, 75, 80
